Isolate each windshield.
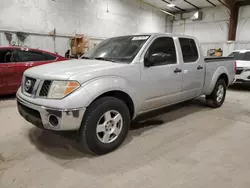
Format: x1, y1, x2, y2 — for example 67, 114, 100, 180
228, 51, 250, 61
82, 35, 150, 63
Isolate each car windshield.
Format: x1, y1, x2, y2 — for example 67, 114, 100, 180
82, 35, 150, 63
228, 51, 250, 61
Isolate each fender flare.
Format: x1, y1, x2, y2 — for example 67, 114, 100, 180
82, 76, 141, 118
205, 66, 229, 95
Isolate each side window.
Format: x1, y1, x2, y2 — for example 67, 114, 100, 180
43, 53, 57, 61
243, 52, 250, 61
18, 51, 47, 62
0, 49, 19, 63
0, 50, 12, 63
146, 37, 177, 66
179, 38, 199, 63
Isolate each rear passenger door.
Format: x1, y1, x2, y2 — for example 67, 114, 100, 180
179, 38, 205, 100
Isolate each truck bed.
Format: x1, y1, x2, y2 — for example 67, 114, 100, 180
202, 57, 235, 95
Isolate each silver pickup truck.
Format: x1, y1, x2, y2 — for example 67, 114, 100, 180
17, 33, 235, 155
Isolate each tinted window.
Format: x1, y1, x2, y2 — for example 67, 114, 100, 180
0, 50, 11, 63
18, 51, 56, 62
179, 38, 199, 63
228, 51, 250, 61
146, 37, 177, 66
0, 49, 19, 63
244, 52, 250, 60
228, 52, 237, 57
43, 53, 57, 61
19, 51, 45, 62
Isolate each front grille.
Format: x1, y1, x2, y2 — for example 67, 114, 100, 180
39, 80, 52, 97
23, 77, 36, 94
236, 69, 244, 75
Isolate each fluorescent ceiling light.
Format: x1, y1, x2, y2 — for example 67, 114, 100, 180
160, 9, 175, 16
167, 4, 175, 7
139, 0, 175, 17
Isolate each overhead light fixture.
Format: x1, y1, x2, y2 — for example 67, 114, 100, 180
159, 9, 175, 16
167, 4, 175, 7
140, 0, 175, 17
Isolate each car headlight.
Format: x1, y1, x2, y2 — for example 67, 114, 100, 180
47, 81, 80, 99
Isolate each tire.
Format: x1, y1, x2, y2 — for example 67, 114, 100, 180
206, 79, 227, 108
79, 97, 130, 155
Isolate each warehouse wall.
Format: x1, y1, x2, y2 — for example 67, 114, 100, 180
172, 5, 250, 56
0, 0, 166, 55
235, 5, 250, 50
173, 6, 229, 44
237, 5, 250, 41
172, 6, 230, 55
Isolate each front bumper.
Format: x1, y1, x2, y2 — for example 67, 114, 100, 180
17, 96, 85, 131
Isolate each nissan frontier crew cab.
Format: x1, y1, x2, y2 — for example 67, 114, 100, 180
17, 33, 235, 155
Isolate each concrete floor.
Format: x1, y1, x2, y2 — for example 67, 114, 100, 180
1, 86, 250, 188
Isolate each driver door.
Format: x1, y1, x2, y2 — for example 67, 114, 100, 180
140, 37, 183, 112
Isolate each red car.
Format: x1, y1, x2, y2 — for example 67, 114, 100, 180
0, 46, 67, 95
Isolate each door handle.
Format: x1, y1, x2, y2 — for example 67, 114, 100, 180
197, 65, 204, 70
174, 68, 182, 73
4, 66, 11, 68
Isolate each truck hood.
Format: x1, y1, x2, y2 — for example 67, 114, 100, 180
24, 59, 127, 82
236, 60, 250, 68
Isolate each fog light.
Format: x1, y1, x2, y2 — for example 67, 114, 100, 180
48, 115, 59, 127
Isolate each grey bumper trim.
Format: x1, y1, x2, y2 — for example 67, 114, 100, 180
17, 95, 85, 131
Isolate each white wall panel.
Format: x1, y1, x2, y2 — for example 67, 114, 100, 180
236, 5, 250, 41
173, 6, 229, 43
0, 0, 166, 37
0, 0, 166, 54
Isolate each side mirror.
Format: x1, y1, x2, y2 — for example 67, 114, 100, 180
144, 56, 152, 67
144, 52, 170, 67
150, 52, 169, 63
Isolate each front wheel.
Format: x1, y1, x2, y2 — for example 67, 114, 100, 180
79, 97, 130, 155
206, 79, 227, 108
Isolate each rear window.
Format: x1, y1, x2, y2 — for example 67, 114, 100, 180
179, 38, 199, 63
19, 51, 57, 62
228, 51, 250, 61
43, 53, 57, 61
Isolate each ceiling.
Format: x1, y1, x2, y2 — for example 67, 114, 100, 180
143, 0, 250, 12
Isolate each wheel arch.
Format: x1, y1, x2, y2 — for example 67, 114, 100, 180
218, 73, 229, 86
94, 90, 135, 119
204, 66, 230, 95
82, 77, 139, 119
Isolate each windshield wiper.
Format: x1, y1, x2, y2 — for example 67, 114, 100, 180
94, 57, 115, 62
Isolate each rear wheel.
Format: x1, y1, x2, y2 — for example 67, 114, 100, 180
206, 79, 227, 108
79, 97, 130, 155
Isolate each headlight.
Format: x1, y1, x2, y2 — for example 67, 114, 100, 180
47, 81, 80, 99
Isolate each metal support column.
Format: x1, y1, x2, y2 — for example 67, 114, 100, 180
228, 3, 239, 41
